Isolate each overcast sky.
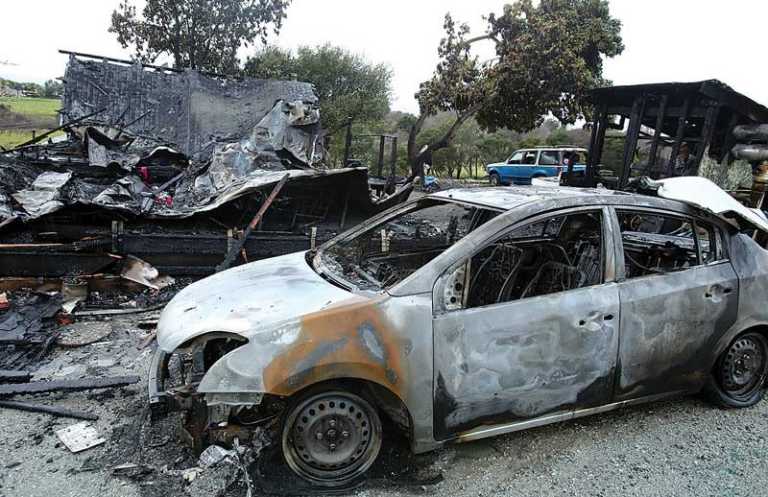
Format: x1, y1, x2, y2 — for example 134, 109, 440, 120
1, 0, 767, 114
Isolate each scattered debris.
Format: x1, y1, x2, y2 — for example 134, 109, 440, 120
0, 369, 30, 383
121, 256, 175, 290
0, 399, 98, 420
0, 375, 139, 396
56, 321, 112, 347
55, 421, 105, 453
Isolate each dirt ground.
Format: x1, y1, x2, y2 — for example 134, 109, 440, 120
1, 310, 767, 497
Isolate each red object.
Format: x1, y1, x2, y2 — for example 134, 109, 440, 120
56, 312, 74, 326
138, 165, 150, 183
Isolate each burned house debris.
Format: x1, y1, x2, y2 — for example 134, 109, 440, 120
566, 79, 768, 189
0, 52, 412, 286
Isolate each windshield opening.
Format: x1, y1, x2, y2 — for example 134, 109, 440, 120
320, 199, 500, 290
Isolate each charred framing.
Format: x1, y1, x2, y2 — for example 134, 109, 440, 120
0, 53, 412, 282
568, 80, 768, 188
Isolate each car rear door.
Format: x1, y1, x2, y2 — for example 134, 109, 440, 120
432, 207, 620, 440
612, 208, 739, 400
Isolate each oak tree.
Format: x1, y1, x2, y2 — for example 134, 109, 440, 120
109, 0, 290, 74
408, 0, 624, 177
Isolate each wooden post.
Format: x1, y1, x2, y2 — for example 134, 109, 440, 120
694, 104, 720, 170
619, 96, 646, 188
666, 96, 692, 176
648, 94, 668, 168
343, 121, 352, 167
377, 135, 386, 177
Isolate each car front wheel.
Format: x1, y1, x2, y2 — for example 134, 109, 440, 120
281, 388, 382, 488
705, 331, 768, 408
489, 173, 501, 186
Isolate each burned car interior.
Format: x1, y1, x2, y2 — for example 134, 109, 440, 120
321, 199, 500, 289
440, 211, 604, 309
617, 211, 717, 277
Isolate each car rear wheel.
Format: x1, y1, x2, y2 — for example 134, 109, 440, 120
489, 173, 501, 186
705, 332, 768, 408
281, 389, 382, 488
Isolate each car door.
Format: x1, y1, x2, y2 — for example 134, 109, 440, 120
514, 150, 539, 183
612, 208, 739, 400
499, 151, 524, 183
432, 207, 620, 440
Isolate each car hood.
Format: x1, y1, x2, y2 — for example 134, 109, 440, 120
651, 176, 768, 233
156, 251, 355, 352
486, 162, 507, 168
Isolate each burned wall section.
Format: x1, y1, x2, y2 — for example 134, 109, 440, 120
61, 54, 317, 158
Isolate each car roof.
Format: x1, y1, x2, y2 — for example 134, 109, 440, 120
430, 186, 630, 211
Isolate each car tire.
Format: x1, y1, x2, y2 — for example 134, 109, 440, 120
280, 387, 383, 488
704, 331, 768, 408
489, 173, 501, 186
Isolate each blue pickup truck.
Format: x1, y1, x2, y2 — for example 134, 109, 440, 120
486, 147, 588, 185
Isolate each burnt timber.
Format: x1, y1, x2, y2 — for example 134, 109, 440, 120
569, 80, 768, 188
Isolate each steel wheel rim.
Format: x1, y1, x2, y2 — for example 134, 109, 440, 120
721, 333, 768, 401
282, 391, 381, 485
490, 175, 499, 186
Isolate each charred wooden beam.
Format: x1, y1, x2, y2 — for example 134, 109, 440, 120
0, 375, 140, 396
216, 174, 290, 272
666, 96, 692, 175
0, 400, 98, 420
648, 95, 669, 167
0, 370, 31, 384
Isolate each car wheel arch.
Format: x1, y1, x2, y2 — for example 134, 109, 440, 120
710, 322, 768, 372
280, 377, 414, 444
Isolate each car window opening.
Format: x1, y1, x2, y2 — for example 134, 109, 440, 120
322, 199, 500, 290
617, 211, 706, 277
449, 211, 603, 310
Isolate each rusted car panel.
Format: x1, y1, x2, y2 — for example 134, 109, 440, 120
151, 181, 768, 478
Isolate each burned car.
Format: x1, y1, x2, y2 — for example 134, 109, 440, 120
150, 177, 768, 488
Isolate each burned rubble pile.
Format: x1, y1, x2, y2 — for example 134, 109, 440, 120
0, 55, 414, 493
1, 53, 412, 286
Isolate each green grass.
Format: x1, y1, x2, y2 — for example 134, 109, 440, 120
0, 129, 64, 149
0, 96, 60, 119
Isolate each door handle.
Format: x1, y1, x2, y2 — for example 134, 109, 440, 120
704, 285, 733, 299
577, 312, 613, 327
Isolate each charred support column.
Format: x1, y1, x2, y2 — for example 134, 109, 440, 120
343, 121, 353, 167
390, 136, 398, 178
666, 96, 692, 175
377, 135, 386, 177
694, 104, 720, 169
648, 95, 668, 168
619, 96, 645, 188
584, 103, 607, 186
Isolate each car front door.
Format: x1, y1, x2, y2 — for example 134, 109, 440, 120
612, 208, 739, 400
431, 207, 620, 440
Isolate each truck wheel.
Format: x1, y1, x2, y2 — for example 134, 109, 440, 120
281, 388, 382, 488
704, 332, 768, 408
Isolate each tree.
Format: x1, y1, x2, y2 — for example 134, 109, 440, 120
244, 44, 392, 133
109, 0, 290, 74
407, 0, 624, 177
42, 80, 63, 98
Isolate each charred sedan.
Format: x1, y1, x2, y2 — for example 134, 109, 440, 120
150, 177, 768, 488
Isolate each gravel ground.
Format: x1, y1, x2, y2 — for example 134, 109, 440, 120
1, 315, 767, 497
